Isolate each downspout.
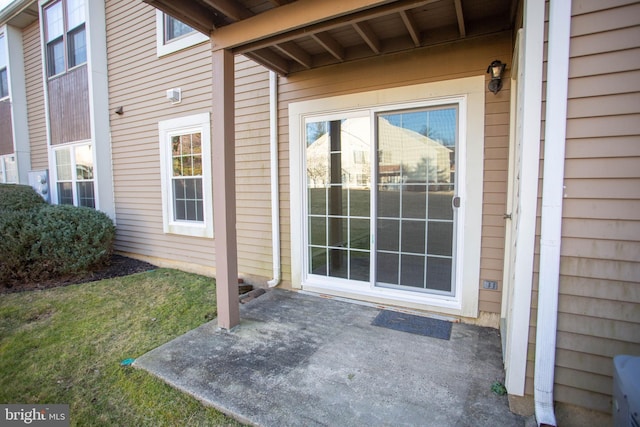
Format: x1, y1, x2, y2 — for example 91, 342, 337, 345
534, 0, 571, 425
267, 71, 281, 287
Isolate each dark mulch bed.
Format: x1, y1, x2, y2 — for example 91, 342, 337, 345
1, 255, 157, 295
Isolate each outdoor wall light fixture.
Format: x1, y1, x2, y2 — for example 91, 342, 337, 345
487, 60, 506, 94
114, 106, 124, 115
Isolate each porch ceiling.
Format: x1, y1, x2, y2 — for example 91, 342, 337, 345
144, 0, 518, 75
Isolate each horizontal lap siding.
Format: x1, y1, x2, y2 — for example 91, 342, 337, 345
481, 78, 511, 314
526, 0, 640, 413
23, 22, 47, 170
278, 33, 513, 312
106, 1, 273, 281
234, 56, 273, 280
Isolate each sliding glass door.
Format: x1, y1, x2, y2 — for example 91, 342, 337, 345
305, 105, 458, 296
375, 107, 457, 294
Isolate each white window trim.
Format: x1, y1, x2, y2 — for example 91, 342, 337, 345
0, 154, 18, 184
41, 0, 88, 79
289, 76, 484, 318
158, 113, 213, 238
155, 10, 208, 57
0, 28, 8, 101
49, 140, 95, 207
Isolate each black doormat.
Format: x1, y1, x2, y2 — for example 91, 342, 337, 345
372, 310, 452, 340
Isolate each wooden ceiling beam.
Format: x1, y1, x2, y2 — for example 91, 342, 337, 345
200, 0, 254, 22
246, 49, 290, 75
143, 0, 215, 34
275, 41, 312, 69
311, 32, 345, 61
353, 21, 381, 54
454, 0, 466, 37
399, 9, 420, 47
227, 0, 440, 54
212, 0, 441, 50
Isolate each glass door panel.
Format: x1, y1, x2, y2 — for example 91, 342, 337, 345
375, 107, 457, 294
306, 117, 371, 282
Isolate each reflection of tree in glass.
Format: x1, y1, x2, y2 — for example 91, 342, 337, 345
171, 133, 202, 177
306, 121, 328, 146
418, 126, 453, 147
407, 155, 450, 184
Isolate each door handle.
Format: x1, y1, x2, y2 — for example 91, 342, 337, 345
452, 196, 461, 208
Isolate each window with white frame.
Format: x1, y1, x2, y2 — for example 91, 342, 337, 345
158, 113, 213, 238
53, 143, 95, 208
155, 10, 208, 57
0, 154, 17, 183
164, 15, 193, 42
0, 32, 8, 99
43, 0, 86, 77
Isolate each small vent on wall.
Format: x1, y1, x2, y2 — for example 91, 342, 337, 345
166, 88, 181, 104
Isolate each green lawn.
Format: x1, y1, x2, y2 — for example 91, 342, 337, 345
0, 269, 244, 426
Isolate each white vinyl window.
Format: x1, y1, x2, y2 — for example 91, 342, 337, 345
43, 0, 87, 77
155, 11, 208, 57
158, 113, 213, 238
52, 143, 95, 208
0, 32, 8, 99
0, 154, 18, 184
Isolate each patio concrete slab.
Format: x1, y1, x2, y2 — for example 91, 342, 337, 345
134, 289, 525, 427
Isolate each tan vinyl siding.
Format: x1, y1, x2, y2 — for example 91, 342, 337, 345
106, 0, 213, 267
480, 78, 511, 314
106, 0, 273, 282
277, 32, 513, 312
525, 0, 640, 413
235, 56, 273, 279
23, 21, 47, 170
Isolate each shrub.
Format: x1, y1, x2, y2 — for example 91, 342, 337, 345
0, 184, 46, 212
0, 209, 41, 284
31, 205, 116, 278
0, 199, 115, 286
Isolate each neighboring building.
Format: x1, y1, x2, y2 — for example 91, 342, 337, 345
0, 19, 26, 184
1, 0, 638, 424
0, 0, 113, 213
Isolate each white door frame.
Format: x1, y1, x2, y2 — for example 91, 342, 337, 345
290, 76, 485, 318
502, 0, 546, 396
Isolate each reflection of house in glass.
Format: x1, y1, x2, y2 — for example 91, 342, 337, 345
306, 117, 452, 190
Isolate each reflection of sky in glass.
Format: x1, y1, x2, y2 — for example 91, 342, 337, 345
0, 1, 13, 12
75, 145, 93, 180
0, 34, 6, 68
307, 109, 456, 147
383, 108, 456, 146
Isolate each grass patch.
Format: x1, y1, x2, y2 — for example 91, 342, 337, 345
0, 269, 244, 426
